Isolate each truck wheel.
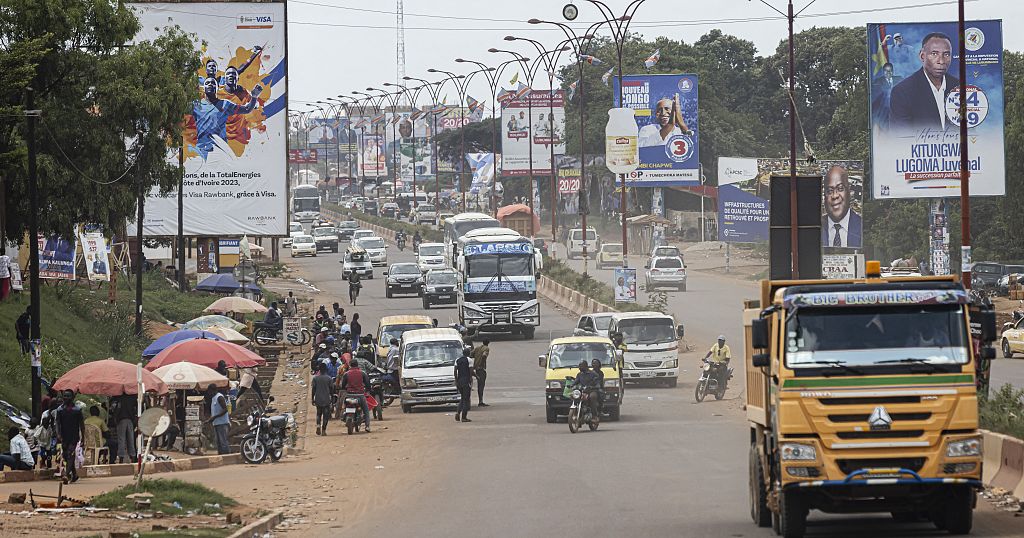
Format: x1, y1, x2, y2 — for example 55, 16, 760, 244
1003, 339, 1013, 358
422, 298, 431, 309
401, 404, 412, 413
749, 443, 771, 528
667, 378, 678, 388
943, 485, 974, 535
778, 490, 807, 538
545, 405, 557, 423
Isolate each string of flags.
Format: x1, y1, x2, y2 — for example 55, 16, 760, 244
579, 54, 603, 65
567, 79, 579, 101
601, 66, 614, 86
644, 48, 661, 69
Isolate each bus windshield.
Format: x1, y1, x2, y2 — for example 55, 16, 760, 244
293, 198, 319, 213
452, 219, 500, 240
785, 304, 969, 370
466, 254, 533, 279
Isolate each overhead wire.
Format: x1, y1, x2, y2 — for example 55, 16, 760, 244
40, 119, 144, 185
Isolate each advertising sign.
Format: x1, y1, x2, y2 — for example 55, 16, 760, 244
359, 133, 386, 177
556, 155, 581, 194
288, 149, 318, 164
463, 242, 532, 256
38, 234, 76, 280
196, 238, 219, 274
501, 90, 566, 176
613, 74, 700, 186
822, 254, 864, 280
466, 153, 495, 195
133, 2, 289, 236
717, 158, 863, 246
613, 268, 637, 304
387, 111, 434, 181
77, 227, 111, 282
930, 199, 951, 275
867, 20, 1005, 198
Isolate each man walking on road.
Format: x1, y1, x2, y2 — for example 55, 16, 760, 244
207, 385, 231, 454
455, 348, 473, 422
311, 363, 334, 435
55, 390, 84, 483
471, 340, 490, 407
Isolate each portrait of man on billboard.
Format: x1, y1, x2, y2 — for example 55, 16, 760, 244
638, 95, 693, 147
889, 32, 960, 131
821, 165, 862, 248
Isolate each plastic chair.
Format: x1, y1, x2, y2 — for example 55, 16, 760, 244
83, 424, 109, 465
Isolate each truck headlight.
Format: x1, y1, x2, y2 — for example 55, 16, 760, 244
425, 287, 437, 293
780, 443, 817, 461
664, 359, 678, 368
946, 438, 982, 457
401, 378, 417, 389
462, 304, 488, 319
516, 302, 539, 317
546, 380, 562, 389
603, 379, 620, 388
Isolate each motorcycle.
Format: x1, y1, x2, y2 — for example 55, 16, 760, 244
366, 363, 397, 412
240, 397, 294, 464
397, 235, 407, 251
253, 321, 311, 347
343, 392, 379, 434
694, 359, 733, 402
565, 378, 599, 434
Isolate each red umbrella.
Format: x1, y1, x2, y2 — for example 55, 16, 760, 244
145, 338, 267, 371
54, 359, 167, 396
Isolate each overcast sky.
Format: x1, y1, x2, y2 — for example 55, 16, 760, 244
288, 0, 1023, 111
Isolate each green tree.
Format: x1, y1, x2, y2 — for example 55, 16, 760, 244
0, 0, 200, 240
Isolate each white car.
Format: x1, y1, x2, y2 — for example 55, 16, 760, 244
567, 227, 599, 259
413, 203, 438, 225
645, 256, 687, 291
355, 236, 388, 266
351, 229, 375, 242
574, 312, 614, 338
290, 234, 317, 257
416, 242, 447, 273
282, 221, 303, 247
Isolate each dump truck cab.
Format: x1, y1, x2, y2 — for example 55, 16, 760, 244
745, 264, 997, 537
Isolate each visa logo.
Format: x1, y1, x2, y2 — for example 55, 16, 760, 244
238, 14, 273, 28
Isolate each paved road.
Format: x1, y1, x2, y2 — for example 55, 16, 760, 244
287, 235, 1020, 537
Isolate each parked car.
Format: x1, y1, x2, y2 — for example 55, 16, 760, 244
971, 261, 1008, 290
290, 234, 316, 257
645, 256, 687, 291
337, 220, 359, 240
573, 312, 614, 338
566, 228, 599, 259
385, 263, 424, 298
422, 268, 459, 309
282, 221, 303, 247
355, 236, 388, 266
341, 246, 373, 280
380, 202, 400, 219
312, 226, 339, 253
597, 243, 623, 269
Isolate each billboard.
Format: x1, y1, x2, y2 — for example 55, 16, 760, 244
717, 158, 863, 248
868, 20, 1004, 199
613, 74, 700, 186
501, 90, 566, 176
77, 227, 110, 282
556, 155, 581, 194
133, 3, 288, 237
38, 234, 76, 280
359, 132, 386, 177
466, 153, 495, 195
613, 268, 637, 303
386, 111, 434, 181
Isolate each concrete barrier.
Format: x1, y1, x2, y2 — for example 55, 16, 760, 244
227, 509, 284, 538
983, 430, 1007, 485
979, 429, 1024, 499
537, 276, 617, 319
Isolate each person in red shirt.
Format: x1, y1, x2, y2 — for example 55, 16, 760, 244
340, 359, 371, 433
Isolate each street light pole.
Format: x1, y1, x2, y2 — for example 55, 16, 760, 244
25, 88, 41, 418
958, 0, 971, 289
429, 68, 490, 214
368, 88, 403, 206
405, 77, 448, 213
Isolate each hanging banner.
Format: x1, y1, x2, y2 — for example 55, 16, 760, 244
77, 227, 111, 282
288, 149, 318, 164
387, 111, 434, 182
38, 234, 77, 280
500, 90, 566, 176
717, 158, 863, 246
930, 199, 950, 275
359, 132, 386, 177
133, 2, 289, 236
614, 268, 637, 303
466, 153, 495, 195
867, 20, 1005, 199
613, 74, 700, 186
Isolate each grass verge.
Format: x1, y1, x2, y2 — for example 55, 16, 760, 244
980, 383, 1024, 439
90, 479, 237, 516
541, 256, 649, 313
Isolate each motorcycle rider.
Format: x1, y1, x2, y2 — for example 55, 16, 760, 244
703, 335, 732, 389
348, 270, 362, 305
340, 359, 372, 433
396, 230, 407, 250
261, 302, 283, 332
412, 231, 422, 250
573, 361, 601, 425
591, 358, 606, 414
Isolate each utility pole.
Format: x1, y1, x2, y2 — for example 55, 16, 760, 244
26, 88, 42, 418
787, 0, 799, 279
177, 146, 186, 292
958, 0, 971, 288
135, 148, 145, 337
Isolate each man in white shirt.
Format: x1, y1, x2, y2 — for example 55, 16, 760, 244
0, 250, 10, 301
1, 427, 35, 471
638, 96, 692, 147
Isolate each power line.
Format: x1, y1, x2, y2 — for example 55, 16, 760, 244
41, 119, 143, 186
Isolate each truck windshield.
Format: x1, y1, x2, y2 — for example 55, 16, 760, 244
419, 245, 444, 256
466, 254, 533, 279
380, 324, 432, 347
617, 318, 675, 345
785, 305, 969, 369
404, 340, 463, 368
549, 343, 615, 369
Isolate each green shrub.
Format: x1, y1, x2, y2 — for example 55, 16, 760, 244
91, 479, 236, 515
980, 384, 1024, 439
541, 256, 647, 313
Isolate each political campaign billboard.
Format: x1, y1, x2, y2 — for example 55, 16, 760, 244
38, 234, 76, 280
133, 2, 288, 236
868, 20, 1004, 198
501, 90, 566, 176
77, 227, 111, 282
613, 74, 700, 187
385, 111, 434, 182
718, 158, 863, 247
359, 132, 386, 177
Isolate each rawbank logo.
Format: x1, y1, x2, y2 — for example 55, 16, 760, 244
238, 14, 273, 29
965, 27, 985, 51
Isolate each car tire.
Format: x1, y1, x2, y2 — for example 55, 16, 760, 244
386, 288, 393, 299
422, 299, 430, 309
401, 404, 412, 414
1003, 339, 1013, 359
679, 283, 687, 292
545, 405, 557, 423
607, 406, 620, 421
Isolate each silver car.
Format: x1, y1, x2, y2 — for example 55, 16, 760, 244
645, 256, 687, 291
355, 236, 388, 266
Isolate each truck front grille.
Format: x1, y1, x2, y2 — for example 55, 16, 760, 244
836, 430, 925, 440
828, 412, 931, 423
415, 377, 454, 388
634, 361, 662, 368
477, 301, 525, 313
838, 458, 926, 474
819, 396, 921, 405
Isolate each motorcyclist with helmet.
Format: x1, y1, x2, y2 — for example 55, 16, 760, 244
573, 360, 601, 426
703, 335, 732, 390
396, 230, 407, 251
412, 231, 422, 251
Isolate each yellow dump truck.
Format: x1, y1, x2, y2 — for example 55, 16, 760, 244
744, 263, 997, 537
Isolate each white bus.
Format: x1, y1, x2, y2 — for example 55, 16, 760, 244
292, 184, 321, 222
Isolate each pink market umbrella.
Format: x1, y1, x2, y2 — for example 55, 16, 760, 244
145, 338, 267, 371
54, 359, 167, 397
